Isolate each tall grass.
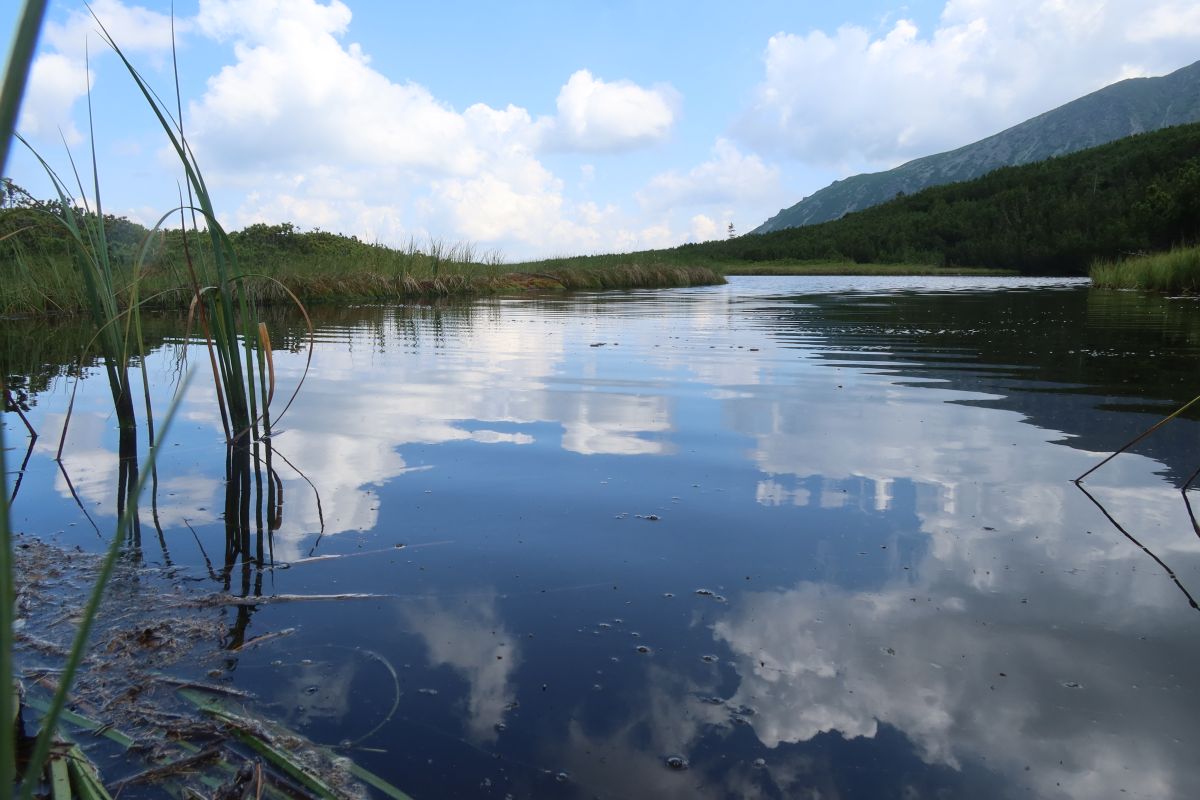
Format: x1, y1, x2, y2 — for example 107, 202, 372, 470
1090, 245, 1200, 292
1, 1, 49, 793
1, 1, 281, 793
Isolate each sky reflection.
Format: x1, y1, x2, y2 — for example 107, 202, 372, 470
5, 277, 1200, 798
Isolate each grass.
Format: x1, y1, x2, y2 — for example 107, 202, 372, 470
511, 249, 1018, 278
714, 260, 1017, 276
0, 232, 727, 315
1089, 245, 1200, 292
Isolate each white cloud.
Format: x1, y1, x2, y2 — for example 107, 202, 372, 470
738, 0, 1200, 167
689, 213, 720, 242
190, 0, 485, 175
638, 138, 781, 212
1129, 1, 1200, 42
19, 54, 92, 144
179, 0, 683, 257
548, 69, 679, 152
20, 0, 178, 144
45, 0, 182, 58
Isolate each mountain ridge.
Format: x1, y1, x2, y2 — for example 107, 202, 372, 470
752, 59, 1200, 234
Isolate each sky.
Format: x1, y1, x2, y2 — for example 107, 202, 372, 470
3, 0, 1200, 260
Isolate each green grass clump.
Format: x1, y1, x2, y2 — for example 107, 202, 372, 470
1090, 245, 1200, 292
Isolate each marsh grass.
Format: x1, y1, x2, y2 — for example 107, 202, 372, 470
715, 261, 1017, 277
0, 238, 727, 313
1090, 245, 1200, 292
512, 251, 1014, 279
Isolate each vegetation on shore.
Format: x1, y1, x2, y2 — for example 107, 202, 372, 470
527, 122, 1200, 277
1090, 245, 1200, 293
0, 194, 724, 316
714, 261, 1015, 276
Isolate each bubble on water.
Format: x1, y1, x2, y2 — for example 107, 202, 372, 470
664, 755, 689, 771
1062, 681, 1083, 689
636, 645, 651, 654
598, 622, 611, 629
701, 654, 719, 663
304, 685, 318, 695
694, 589, 714, 596
753, 758, 767, 768
418, 688, 439, 695
555, 771, 570, 783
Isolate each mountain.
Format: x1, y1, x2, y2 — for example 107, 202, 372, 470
753, 59, 1200, 234
675, 122, 1200, 275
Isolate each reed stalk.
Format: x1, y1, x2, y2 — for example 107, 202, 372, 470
1, 1, 51, 792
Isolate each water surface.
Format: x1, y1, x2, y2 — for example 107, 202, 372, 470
5, 276, 1200, 799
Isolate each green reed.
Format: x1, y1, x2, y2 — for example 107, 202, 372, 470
95, 18, 270, 443
0, 0, 48, 792
1090, 245, 1200, 293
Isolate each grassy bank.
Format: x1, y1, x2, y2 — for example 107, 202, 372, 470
715, 260, 1017, 276
1090, 245, 1200, 292
0, 218, 725, 316
509, 250, 1017, 277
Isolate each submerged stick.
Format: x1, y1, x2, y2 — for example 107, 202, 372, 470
198, 592, 392, 607
1075, 392, 1200, 483
1075, 482, 1199, 611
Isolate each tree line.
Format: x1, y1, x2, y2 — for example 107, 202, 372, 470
677, 122, 1200, 275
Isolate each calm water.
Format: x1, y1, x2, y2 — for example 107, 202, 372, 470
4, 276, 1200, 799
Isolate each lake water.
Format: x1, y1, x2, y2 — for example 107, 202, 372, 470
5, 275, 1200, 799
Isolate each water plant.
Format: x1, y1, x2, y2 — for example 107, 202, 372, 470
1089, 245, 1200, 292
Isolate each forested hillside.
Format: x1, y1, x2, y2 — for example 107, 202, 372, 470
683, 122, 1200, 275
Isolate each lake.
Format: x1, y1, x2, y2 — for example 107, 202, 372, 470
5, 275, 1200, 799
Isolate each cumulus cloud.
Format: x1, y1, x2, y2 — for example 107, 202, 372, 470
737, 0, 1200, 167
638, 138, 780, 213
189, 0, 489, 175
19, 54, 93, 143
179, 0, 684, 256
689, 213, 720, 242
547, 69, 679, 152
20, 0, 178, 144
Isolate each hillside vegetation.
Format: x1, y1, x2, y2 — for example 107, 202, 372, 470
675, 122, 1200, 275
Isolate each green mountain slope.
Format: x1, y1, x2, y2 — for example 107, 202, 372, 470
753, 59, 1200, 234
676, 121, 1200, 275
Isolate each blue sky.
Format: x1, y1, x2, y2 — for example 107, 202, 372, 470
3, 0, 1199, 259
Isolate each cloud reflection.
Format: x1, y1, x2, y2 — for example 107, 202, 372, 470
399, 591, 520, 744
